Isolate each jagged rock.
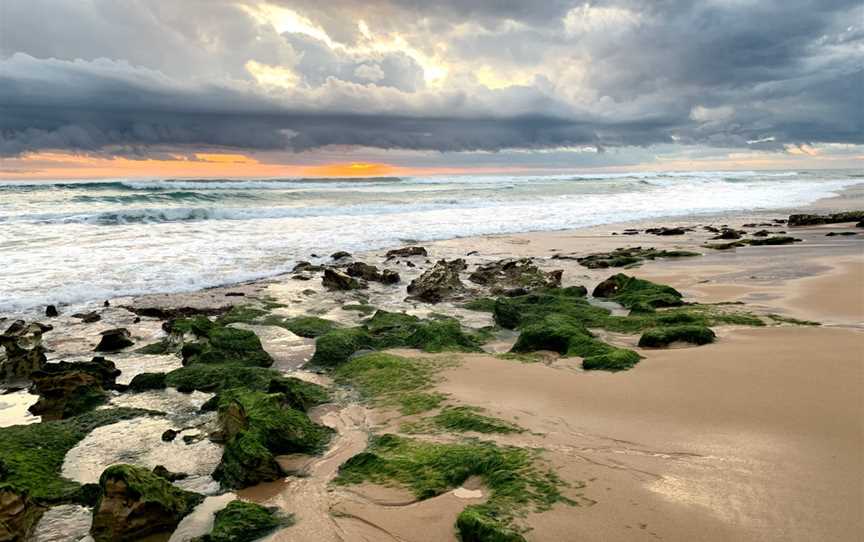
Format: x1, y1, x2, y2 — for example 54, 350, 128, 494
72, 311, 102, 323
573, 247, 699, 269
712, 228, 745, 240
752, 230, 770, 237
0, 321, 49, 383
90, 464, 203, 542
406, 259, 468, 303
330, 251, 352, 260
45, 305, 58, 318
28, 357, 120, 420
468, 258, 562, 294
322, 268, 367, 290
94, 328, 134, 352
788, 211, 864, 226
161, 429, 178, 442
386, 246, 427, 259
152, 465, 188, 482
0, 486, 45, 542
645, 226, 688, 236
345, 262, 401, 284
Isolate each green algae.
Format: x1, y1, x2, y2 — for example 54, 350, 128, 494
336, 434, 571, 540
403, 406, 524, 435
165, 365, 279, 393
213, 389, 333, 489
574, 247, 700, 269
310, 310, 483, 368
638, 325, 716, 347
198, 500, 288, 542
0, 408, 154, 505
592, 274, 684, 312
342, 303, 376, 315
128, 372, 167, 392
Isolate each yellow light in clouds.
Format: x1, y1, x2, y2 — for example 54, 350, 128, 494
245, 4, 335, 47
299, 162, 396, 177
194, 153, 256, 163
245, 60, 300, 89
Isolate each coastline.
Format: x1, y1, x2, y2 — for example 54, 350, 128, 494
1, 185, 862, 541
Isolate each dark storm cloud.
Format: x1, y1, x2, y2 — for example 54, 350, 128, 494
0, 0, 860, 158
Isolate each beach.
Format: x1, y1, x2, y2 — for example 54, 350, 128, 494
1, 184, 862, 542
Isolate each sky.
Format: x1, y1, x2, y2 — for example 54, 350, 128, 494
0, 0, 862, 179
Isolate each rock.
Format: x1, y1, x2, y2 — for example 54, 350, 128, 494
0, 321, 50, 383
161, 429, 179, 442
122, 306, 231, 320
826, 231, 857, 237
103, 300, 110, 307
128, 372, 167, 392
406, 261, 416, 268
28, 357, 120, 420
386, 246, 427, 259
857, 220, 864, 228
94, 328, 134, 352
72, 311, 102, 323
406, 259, 468, 303
712, 228, 744, 240
751, 229, 770, 237
291, 272, 313, 281
645, 226, 688, 236
224, 292, 245, 297
132, 317, 141, 324
151, 465, 188, 482
322, 268, 367, 290
468, 258, 562, 294
788, 211, 864, 226
0, 486, 45, 542
90, 464, 203, 542
292, 261, 323, 273
703, 225, 720, 233
345, 262, 401, 284
45, 305, 58, 318
575, 247, 700, 269
330, 251, 352, 260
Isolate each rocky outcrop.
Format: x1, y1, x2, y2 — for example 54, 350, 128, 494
330, 251, 352, 260
406, 259, 468, 303
645, 226, 688, 236
0, 486, 45, 542
468, 258, 562, 294
90, 464, 203, 542
788, 211, 864, 227
128, 372, 167, 392
386, 246, 427, 259
0, 321, 49, 383
322, 268, 367, 290
712, 228, 745, 240
94, 328, 134, 352
45, 305, 58, 318
28, 357, 120, 420
345, 262, 400, 284
71, 311, 101, 323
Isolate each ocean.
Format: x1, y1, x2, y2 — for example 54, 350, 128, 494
1, 170, 860, 313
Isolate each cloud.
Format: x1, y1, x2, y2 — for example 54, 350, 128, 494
0, 0, 860, 161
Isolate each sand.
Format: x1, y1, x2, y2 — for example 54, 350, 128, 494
286, 208, 863, 541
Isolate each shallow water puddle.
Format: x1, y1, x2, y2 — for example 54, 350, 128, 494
31, 504, 92, 542
0, 388, 40, 427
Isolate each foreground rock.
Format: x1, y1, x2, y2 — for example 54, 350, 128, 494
407, 259, 468, 303
94, 328, 134, 352
28, 357, 121, 420
788, 211, 864, 226
90, 464, 203, 542
197, 500, 283, 542
0, 321, 49, 383
345, 262, 400, 284
322, 268, 367, 290
569, 247, 699, 269
0, 486, 44, 542
468, 258, 562, 294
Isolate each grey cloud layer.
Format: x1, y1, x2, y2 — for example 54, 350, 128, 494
0, 0, 861, 157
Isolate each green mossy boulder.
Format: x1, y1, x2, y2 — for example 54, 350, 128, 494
279, 316, 339, 338
213, 390, 332, 489
128, 372, 167, 392
592, 273, 683, 312
90, 464, 204, 542
197, 500, 286, 542
267, 376, 330, 411
165, 365, 280, 393
310, 328, 374, 368
638, 325, 716, 347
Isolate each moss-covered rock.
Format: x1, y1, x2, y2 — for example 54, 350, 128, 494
165, 365, 279, 393
128, 372, 167, 392
213, 390, 333, 489
197, 500, 286, 542
90, 464, 203, 542
638, 325, 716, 347
592, 274, 683, 312
573, 247, 700, 269
278, 316, 339, 338
310, 327, 374, 368
788, 211, 864, 226
266, 376, 331, 411
0, 408, 153, 505
181, 325, 272, 367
